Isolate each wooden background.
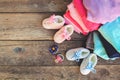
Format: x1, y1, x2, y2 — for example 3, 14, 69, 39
0, 0, 120, 80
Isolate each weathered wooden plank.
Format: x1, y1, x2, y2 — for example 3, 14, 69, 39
0, 41, 83, 66
0, 0, 71, 12
0, 41, 119, 66
0, 13, 85, 40
88, 65, 120, 80
0, 65, 119, 80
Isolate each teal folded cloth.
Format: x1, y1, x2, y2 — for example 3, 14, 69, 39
99, 17, 120, 53
93, 31, 110, 60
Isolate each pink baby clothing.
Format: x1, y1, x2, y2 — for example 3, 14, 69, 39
64, 10, 88, 35
64, 0, 100, 35
73, 0, 100, 31
67, 3, 89, 33
83, 0, 120, 24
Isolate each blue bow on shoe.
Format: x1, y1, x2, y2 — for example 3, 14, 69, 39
72, 50, 82, 62
86, 62, 96, 73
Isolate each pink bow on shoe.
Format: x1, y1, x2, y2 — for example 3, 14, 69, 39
49, 14, 56, 23
62, 28, 71, 40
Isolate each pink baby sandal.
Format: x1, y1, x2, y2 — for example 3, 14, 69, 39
42, 15, 65, 29
54, 25, 74, 43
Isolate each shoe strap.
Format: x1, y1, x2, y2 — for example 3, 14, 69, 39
71, 50, 82, 62
86, 62, 96, 73
62, 28, 71, 40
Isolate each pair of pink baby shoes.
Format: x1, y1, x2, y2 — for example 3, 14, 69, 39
42, 15, 74, 43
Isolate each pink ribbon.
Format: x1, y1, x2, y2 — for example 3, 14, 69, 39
62, 28, 71, 40
49, 14, 56, 23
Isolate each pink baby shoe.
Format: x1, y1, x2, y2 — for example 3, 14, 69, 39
54, 25, 74, 43
42, 15, 65, 29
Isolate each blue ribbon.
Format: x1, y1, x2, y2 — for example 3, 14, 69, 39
72, 50, 82, 62
86, 62, 96, 73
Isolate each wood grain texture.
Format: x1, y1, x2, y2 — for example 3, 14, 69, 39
0, 65, 119, 80
0, 41, 83, 66
0, 41, 119, 66
0, 13, 85, 40
0, 0, 71, 12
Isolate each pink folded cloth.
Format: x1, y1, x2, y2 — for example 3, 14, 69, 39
73, 0, 100, 31
64, 10, 88, 35
67, 3, 89, 33
83, 0, 120, 24
64, 0, 100, 35
64, 11, 86, 35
